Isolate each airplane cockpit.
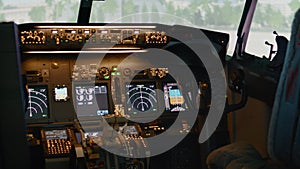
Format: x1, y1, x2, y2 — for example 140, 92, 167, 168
1, 0, 299, 169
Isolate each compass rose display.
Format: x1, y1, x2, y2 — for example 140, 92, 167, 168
25, 85, 49, 119
126, 83, 158, 114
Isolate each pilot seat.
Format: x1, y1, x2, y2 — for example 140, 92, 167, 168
206, 8, 300, 169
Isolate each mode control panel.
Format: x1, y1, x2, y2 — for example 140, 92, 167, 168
19, 23, 230, 63
19, 24, 169, 50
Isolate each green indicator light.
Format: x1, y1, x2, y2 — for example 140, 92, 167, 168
111, 72, 116, 76
104, 76, 110, 79
42, 114, 47, 117
116, 72, 121, 76
112, 67, 118, 71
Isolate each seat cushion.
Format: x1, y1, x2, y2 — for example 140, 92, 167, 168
226, 156, 266, 169
207, 142, 263, 169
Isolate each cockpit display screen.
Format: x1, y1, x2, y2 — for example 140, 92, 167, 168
54, 86, 68, 101
126, 82, 158, 114
84, 131, 103, 138
74, 83, 109, 116
122, 125, 139, 135
45, 130, 67, 140
163, 83, 186, 112
25, 85, 49, 119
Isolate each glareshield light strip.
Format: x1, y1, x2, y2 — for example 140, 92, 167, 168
23, 50, 149, 54
35, 26, 157, 29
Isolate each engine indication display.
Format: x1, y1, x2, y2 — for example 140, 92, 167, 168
25, 85, 49, 119
74, 84, 109, 116
126, 82, 158, 114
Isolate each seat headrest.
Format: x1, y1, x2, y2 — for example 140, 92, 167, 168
268, 8, 300, 168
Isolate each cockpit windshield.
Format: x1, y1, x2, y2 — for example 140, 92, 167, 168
1, 0, 243, 54
246, 0, 294, 57
1, 0, 81, 23
1, 0, 296, 57
90, 0, 244, 55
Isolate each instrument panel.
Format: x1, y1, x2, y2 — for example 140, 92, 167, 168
17, 23, 230, 169
20, 23, 229, 124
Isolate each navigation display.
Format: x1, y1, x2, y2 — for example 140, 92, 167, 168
163, 83, 186, 112
25, 85, 49, 119
74, 83, 109, 116
126, 82, 158, 114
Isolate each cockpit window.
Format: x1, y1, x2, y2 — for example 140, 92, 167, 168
0, 0, 81, 23
90, 0, 244, 55
0, 0, 244, 55
246, 0, 294, 57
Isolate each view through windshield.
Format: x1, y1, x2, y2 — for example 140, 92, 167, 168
0, 0, 243, 55
247, 0, 294, 57
90, 0, 243, 55
0, 0, 296, 57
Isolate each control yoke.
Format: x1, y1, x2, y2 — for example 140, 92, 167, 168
224, 69, 248, 113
